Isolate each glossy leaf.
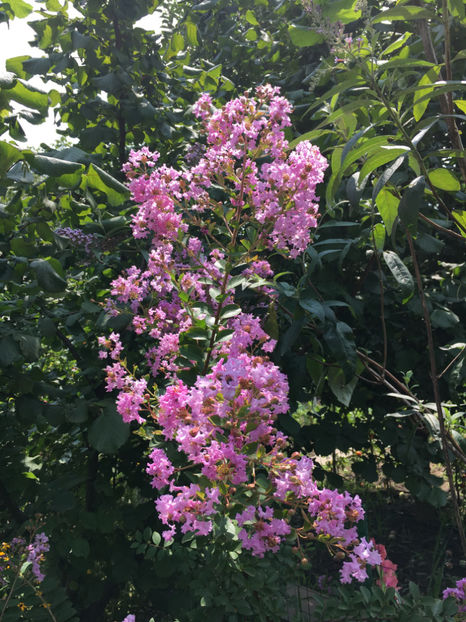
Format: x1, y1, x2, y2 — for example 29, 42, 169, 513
88, 404, 130, 454
413, 66, 442, 122
371, 5, 435, 22
398, 175, 425, 233
383, 251, 414, 295
288, 25, 324, 47
428, 168, 461, 192
31, 258, 67, 293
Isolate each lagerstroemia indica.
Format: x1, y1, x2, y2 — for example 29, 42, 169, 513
99, 85, 383, 584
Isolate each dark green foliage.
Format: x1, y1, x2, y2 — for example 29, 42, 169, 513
0, 0, 465, 620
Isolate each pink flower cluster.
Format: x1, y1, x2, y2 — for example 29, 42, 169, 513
443, 577, 466, 613
122, 85, 327, 258
100, 87, 383, 584
8, 532, 49, 583
27, 532, 50, 583
155, 484, 220, 541
236, 505, 291, 557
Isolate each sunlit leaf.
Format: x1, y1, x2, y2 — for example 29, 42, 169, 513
428, 168, 461, 192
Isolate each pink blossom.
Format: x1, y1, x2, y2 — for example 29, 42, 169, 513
26, 533, 49, 583
443, 577, 466, 613
146, 448, 175, 489
155, 484, 220, 539
236, 505, 291, 557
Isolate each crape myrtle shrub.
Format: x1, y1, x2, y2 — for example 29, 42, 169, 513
98, 86, 387, 600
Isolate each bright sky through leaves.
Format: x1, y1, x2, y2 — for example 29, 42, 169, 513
0, 1, 162, 147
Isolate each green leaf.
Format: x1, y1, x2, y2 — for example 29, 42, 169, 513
452, 209, 466, 236
8, 79, 49, 114
9, 0, 33, 18
5, 55, 30, 78
185, 21, 198, 46
31, 258, 67, 293
38, 317, 56, 337
7, 160, 34, 183
372, 155, 406, 201
328, 367, 357, 406
30, 154, 83, 176
413, 66, 442, 122
299, 294, 325, 322
170, 32, 185, 52
448, 0, 465, 18
66, 401, 88, 423
219, 304, 242, 319
46, 0, 62, 10
322, 0, 362, 24
352, 458, 378, 482
22, 56, 52, 74
91, 164, 129, 195
71, 30, 94, 50
245, 28, 257, 41
431, 309, 459, 328
359, 146, 410, 185
398, 176, 425, 234
383, 251, 414, 295
245, 9, 259, 25
88, 404, 130, 454
405, 81, 466, 107
185, 326, 210, 341
372, 222, 385, 252
86, 164, 128, 206
381, 32, 413, 57
372, 5, 435, 22
454, 99, 466, 113
428, 168, 460, 192
18, 334, 40, 360
288, 25, 324, 47
16, 395, 42, 423
0, 335, 22, 366
323, 321, 356, 376
10, 237, 35, 257
69, 536, 90, 558
426, 487, 448, 508
0, 141, 22, 174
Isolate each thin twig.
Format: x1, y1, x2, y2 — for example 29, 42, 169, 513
419, 213, 466, 242
438, 346, 466, 380
22, 576, 58, 622
0, 566, 21, 621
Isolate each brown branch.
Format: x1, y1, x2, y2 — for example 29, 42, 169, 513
358, 350, 466, 466
55, 326, 81, 363
407, 230, 466, 555
419, 213, 466, 242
